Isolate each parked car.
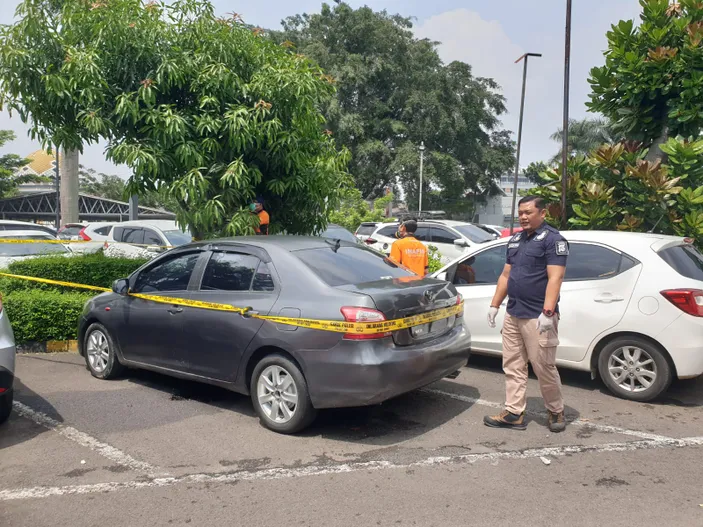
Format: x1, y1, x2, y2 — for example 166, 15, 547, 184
500, 227, 523, 238
354, 222, 385, 242
59, 222, 115, 254
0, 230, 72, 268
433, 231, 703, 401
104, 220, 192, 258
363, 220, 495, 263
78, 236, 470, 433
319, 223, 360, 244
0, 220, 56, 236
477, 224, 504, 238
0, 292, 15, 425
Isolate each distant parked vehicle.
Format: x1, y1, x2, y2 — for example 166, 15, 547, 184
59, 222, 115, 254
0, 220, 56, 236
0, 230, 72, 268
104, 220, 192, 258
0, 292, 16, 425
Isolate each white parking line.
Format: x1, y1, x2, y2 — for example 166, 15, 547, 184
421, 388, 676, 442
2, 436, 701, 501
12, 401, 160, 477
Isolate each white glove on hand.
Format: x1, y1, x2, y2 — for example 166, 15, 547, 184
487, 306, 499, 328
536, 313, 554, 334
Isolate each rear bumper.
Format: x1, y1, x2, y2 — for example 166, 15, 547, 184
0, 365, 14, 394
656, 314, 703, 379
304, 325, 471, 409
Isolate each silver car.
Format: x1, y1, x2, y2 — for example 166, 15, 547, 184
0, 295, 16, 425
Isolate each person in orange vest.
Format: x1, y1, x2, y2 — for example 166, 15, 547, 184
389, 219, 428, 276
250, 197, 269, 235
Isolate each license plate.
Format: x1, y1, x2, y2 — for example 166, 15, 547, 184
410, 323, 430, 337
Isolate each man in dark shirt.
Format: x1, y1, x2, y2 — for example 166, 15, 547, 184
484, 196, 569, 432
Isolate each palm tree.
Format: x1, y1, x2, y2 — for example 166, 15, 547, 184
550, 117, 619, 162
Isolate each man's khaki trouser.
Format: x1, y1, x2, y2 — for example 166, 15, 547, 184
502, 313, 564, 415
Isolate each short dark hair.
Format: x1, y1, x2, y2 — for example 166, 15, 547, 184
403, 219, 418, 233
518, 195, 546, 210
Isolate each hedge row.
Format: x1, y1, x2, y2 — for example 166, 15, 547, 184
1, 254, 148, 343
4, 290, 94, 343
0, 253, 149, 294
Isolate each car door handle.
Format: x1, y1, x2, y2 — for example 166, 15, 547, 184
168, 306, 183, 314
594, 293, 624, 304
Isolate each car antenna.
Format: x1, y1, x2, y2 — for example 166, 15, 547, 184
324, 237, 342, 252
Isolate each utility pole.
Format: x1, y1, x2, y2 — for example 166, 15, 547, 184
418, 141, 425, 214
561, 0, 573, 230
59, 148, 79, 226
54, 144, 60, 230
510, 52, 542, 235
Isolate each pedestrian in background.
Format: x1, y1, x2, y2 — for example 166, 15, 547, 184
389, 220, 428, 277
250, 197, 269, 235
483, 195, 569, 433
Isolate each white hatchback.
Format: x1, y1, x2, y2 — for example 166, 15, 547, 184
433, 231, 703, 401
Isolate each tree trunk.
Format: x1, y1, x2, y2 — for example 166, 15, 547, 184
645, 125, 669, 164
59, 147, 79, 226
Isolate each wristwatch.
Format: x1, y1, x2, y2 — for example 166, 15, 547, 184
542, 309, 554, 317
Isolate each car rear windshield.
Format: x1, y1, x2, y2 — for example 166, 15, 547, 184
356, 224, 377, 235
453, 224, 495, 244
60, 226, 82, 237
0, 236, 69, 256
321, 226, 357, 243
294, 245, 413, 286
658, 244, 703, 281
163, 230, 192, 246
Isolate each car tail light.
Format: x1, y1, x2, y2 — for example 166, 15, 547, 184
79, 227, 91, 241
340, 306, 391, 340
660, 289, 703, 317
364, 238, 377, 245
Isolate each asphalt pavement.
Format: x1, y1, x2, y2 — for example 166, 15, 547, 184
1, 352, 702, 527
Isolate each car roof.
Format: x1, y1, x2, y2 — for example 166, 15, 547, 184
182, 235, 356, 252
0, 230, 55, 238
0, 220, 54, 227
111, 220, 180, 229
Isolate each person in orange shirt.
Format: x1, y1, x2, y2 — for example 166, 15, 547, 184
389, 220, 429, 276
250, 197, 269, 235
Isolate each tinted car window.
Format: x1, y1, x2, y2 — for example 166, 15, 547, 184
414, 225, 430, 241
321, 225, 358, 244
659, 244, 703, 281
453, 224, 495, 244
143, 229, 163, 246
201, 252, 260, 291
59, 226, 82, 238
453, 245, 507, 285
564, 243, 625, 281
163, 230, 192, 246
295, 245, 413, 286
356, 224, 377, 235
430, 227, 459, 244
133, 252, 200, 293
252, 261, 275, 292
93, 226, 112, 236
377, 225, 398, 238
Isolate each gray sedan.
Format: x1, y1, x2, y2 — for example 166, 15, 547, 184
78, 236, 471, 433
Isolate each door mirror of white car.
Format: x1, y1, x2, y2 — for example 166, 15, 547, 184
454, 239, 469, 247
146, 245, 162, 253
112, 278, 129, 295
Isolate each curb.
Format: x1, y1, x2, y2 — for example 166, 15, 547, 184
17, 340, 79, 354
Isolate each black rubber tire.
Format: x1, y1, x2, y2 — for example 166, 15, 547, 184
0, 388, 12, 425
84, 323, 126, 380
598, 336, 672, 402
250, 354, 317, 434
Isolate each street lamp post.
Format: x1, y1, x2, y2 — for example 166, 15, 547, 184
418, 141, 425, 214
510, 53, 542, 235
561, 0, 573, 230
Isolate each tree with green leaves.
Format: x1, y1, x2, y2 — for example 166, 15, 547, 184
0, 129, 43, 198
549, 117, 620, 162
271, 1, 515, 206
588, 0, 703, 160
1, 0, 349, 238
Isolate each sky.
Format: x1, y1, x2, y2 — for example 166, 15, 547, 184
0, 0, 642, 179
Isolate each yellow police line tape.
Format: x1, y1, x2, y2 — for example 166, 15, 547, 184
0, 239, 174, 249
0, 272, 464, 335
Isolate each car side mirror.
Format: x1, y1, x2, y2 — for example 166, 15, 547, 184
112, 278, 129, 295
146, 246, 162, 253
454, 239, 469, 247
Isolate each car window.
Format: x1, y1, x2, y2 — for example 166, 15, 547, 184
453, 224, 495, 244
564, 243, 630, 281
430, 227, 459, 244
252, 261, 275, 292
377, 225, 398, 238
143, 229, 163, 246
295, 245, 413, 286
93, 226, 112, 236
356, 224, 377, 235
119, 227, 144, 244
59, 226, 82, 237
200, 252, 260, 291
132, 252, 201, 293
321, 225, 358, 243
453, 245, 507, 285
658, 244, 703, 281
163, 229, 192, 246
414, 225, 430, 241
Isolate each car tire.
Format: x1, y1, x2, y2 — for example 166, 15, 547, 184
598, 336, 672, 402
84, 323, 125, 380
0, 389, 12, 425
251, 354, 317, 434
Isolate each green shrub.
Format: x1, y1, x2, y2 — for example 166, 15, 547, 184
4, 290, 94, 343
0, 253, 148, 294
